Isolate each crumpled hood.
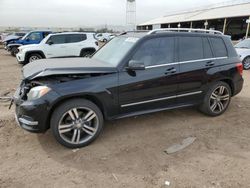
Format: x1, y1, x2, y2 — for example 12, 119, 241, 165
23, 57, 117, 80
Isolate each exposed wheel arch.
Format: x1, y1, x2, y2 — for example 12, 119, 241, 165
47, 95, 106, 130
79, 48, 96, 57
25, 51, 46, 63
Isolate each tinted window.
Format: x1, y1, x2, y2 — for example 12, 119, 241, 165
132, 37, 175, 66
203, 38, 213, 58
47, 35, 66, 44
27, 32, 41, 41
179, 36, 203, 61
66, 34, 86, 43
210, 37, 228, 57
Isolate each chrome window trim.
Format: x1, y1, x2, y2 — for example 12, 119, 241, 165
145, 56, 228, 69
121, 91, 202, 108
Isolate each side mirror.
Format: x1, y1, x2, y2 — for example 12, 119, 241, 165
26, 38, 30, 42
48, 41, 53, 45
127, 60, 145, 70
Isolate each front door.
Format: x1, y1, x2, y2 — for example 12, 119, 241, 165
43, 35, 67, 58
118, 36, 179, 114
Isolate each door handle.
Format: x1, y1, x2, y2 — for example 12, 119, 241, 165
206, 61, 215, 67
165, 67, 176, 75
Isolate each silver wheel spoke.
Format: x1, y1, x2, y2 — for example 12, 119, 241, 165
76, 129, 81, 144
84, 110, 96, 122
219, 86, 225, 95
220, 94, 229, 101
217, 101, 224, 111
68, 108, 79, 120
71, 129, 77, 143
211, 93, 218, 100
83, 124, 96, 132
82, 127, 95, 136
59, 124, 73, 133
211, 102, 217, 111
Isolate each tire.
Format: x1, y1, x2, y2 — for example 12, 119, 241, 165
51, 99, 104, 148
80, 50, 95, 57
10, 47, 19, 57
242, 57, 250, 70
28, 53, 42, 63
199, 81, 232, 116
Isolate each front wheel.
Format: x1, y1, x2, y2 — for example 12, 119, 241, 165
51, 99, 104, 148
242, 57, 250, 70
199, 82, 231, 116
28, 53, 42, 63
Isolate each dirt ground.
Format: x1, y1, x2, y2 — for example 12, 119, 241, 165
0, 49, 250, 188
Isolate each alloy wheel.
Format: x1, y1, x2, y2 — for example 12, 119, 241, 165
209, 86, 230, 113
29, 55, 40, 62
58, 107, 99, 145
243, 57, 250, 70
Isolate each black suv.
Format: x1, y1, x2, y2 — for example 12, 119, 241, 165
14, 29, 244, 148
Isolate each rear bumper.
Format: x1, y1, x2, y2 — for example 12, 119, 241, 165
232, 77, 244, 96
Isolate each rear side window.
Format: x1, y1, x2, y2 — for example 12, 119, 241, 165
66, 34, 86, 43
203, 38, 213, 58
47, 35, 66, 44
210, 37, 228, 57
179, 37, 203, 61
132, 37, 175, 66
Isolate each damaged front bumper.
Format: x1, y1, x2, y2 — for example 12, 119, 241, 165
13, 85, 60, 133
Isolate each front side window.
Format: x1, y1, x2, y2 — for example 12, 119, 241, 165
66, 34, 86, 43
47, 35, 66, 44
210, 37, 228, 57
179, 36, 203, 61
131, 37, 175, 67
27, 32, 41, 41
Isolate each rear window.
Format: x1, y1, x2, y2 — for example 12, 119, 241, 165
179, 36, 203, 61
203, 38, 213, 58
210, 37, 228, 57
66, 34, 86, 43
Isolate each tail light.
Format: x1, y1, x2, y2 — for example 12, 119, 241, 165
236, 63, 243, 76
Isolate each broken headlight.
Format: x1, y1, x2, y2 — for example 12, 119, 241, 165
27, 86, 51, 101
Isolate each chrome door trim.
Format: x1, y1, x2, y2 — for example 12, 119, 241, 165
121, 91, 202, 108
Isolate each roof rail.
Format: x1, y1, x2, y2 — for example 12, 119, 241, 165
148, 28, 223, 35
119, 30, 150, 36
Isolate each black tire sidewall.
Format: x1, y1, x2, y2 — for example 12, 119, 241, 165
200, 81, 232, 116
50, 99, 104, 148
11, 47, 18, 56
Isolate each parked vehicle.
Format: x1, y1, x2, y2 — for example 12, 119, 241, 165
2, 32, 27, 49
13, 29, 243, 148
7, 31, 51, 56
95, 33, 115, 42
235, 38, 250, 70
16, 32, 98, 64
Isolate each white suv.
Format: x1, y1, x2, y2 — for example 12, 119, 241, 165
16, 32, 98, 64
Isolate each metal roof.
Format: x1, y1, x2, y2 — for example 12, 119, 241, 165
139, 2, 250, 26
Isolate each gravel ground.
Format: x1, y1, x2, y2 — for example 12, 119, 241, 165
0, 49, 250, 188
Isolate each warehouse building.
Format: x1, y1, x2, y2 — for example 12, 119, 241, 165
137, 1, 250, 40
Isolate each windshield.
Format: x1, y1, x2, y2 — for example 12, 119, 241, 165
235, 39, 250, 49
92, 36, 139, 66
21, 32, 31, 40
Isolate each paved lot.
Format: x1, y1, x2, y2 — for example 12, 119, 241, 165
0, 49, 250, 188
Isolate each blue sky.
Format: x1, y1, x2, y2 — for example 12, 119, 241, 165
0, 0, 239, 27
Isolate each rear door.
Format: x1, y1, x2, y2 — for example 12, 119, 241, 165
176, 36, 215, 104
64, 34, 87, 56
118, 36, 180, 114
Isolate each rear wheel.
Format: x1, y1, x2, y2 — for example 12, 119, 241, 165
28, 53, 42, 63
10, 47, 19, 56
51, 99, 104, 148
242, 57, 250, 70
199, 82, 231, 116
